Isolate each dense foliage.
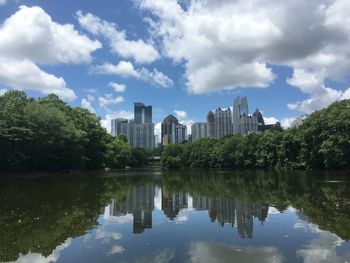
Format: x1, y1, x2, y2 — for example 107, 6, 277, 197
0, 91, 151, 171
162, 99, 350, 170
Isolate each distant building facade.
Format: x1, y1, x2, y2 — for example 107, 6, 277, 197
161, 115, 187, 145
206, 111, 215, 137
134, 102, 152, 124
214, 108, 233, 138
111, 118, 128, 137
233, 97, 280, 135
111, 102, 154, 148
191, 122, 208, 141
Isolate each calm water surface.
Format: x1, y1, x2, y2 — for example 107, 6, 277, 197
1, 167, 350, 262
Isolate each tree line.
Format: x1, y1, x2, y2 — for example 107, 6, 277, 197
0, 90, 155, 172
161, 99, 350, 170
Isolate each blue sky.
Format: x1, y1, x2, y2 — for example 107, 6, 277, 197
1, 0, 350, 135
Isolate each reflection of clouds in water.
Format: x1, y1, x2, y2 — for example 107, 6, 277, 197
9, 238, 71, 263
296, 221, 350, 263
154, 187, 162, 210
188, 242, 283, 263
95, 230, 122, 241
132, 248, 175, 263
294, 221, 320, 234
268, 206, 282, 214
108, 245, 124, 255
103, 204, 133, 224
175, 207, 195, 224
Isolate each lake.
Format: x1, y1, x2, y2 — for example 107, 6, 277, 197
1, 167, 350, 262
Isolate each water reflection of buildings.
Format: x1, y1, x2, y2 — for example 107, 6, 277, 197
108, 184, 154, 234
192, 196, 268, 238
162, 190, 188, 220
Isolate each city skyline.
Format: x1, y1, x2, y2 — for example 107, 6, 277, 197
1, 0, 350, 138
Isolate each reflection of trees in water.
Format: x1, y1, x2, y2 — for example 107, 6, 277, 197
0, 173, 155, 262
161, 169, 350, 240
1, 168, 350, 262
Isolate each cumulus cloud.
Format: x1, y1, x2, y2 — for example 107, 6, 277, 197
174, 110, 187, 119
92, 60, 173, 88
287, 69, 349, 113
0, 58, 76, 101
98, 93, 124, 109
0, 6, 101, 101
136, 0, 350, 111
0, 88, 7, 95
77, 10, 159, 64
108, 82, 126, 92
263, 116, 279, 125
100, 110, 134, 133
81, 98, 96, 113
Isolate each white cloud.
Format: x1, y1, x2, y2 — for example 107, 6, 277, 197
92, 61, 173, 88
98, 93, 124, 109
0, 6, 101, 101
280, 117, 297, 128
87, 94, 95, 102
108, 82, 126, 92
174, 110, 187, 119
0, 0, 6, 5
287, 69, 346, 113
263, 116, 279, 125
137, 0, 350, 112
0, 6, 101, 65
100, 110, 134, 133
0, 88, 7, 95
0, 58, 76, 101
92, 61, 139, 77
81, 98, 96, 113
77, 11, 159, 64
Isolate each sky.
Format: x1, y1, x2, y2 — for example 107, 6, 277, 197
1, 0, 350, 138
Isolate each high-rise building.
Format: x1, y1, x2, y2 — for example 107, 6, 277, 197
121, 122, 154, 149
214, 108, 233, 139
233, 96, 249, 134
161, 115, 187, 145
113, 102, 154, 148
206, 111, 215, 137
134, 102, 152, 124
233, 96, 261, 135
191, 122, 208, 141
111, 118, 128, 137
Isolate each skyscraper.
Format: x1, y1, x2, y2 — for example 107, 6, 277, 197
233, 96, 249, 134
214, 108, 233, 139
191, 122, 208, 141
113, 102, 154, 148
134, 102, 152, 124
161, 115, 187, 145
111, 118, 128, 137
206, 111, 215, 137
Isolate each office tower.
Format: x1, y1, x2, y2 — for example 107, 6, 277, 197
115, 102, 154, 148
121, 121, 154, 149
134, 102, 152, 124
214, 108, 233, 139
161, 115, 187, 145
239, 114, 258, 135
111, 118, 128, 137
233, 96, 249, 134
206, 111, 215, 137
191, 122, 208, 141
